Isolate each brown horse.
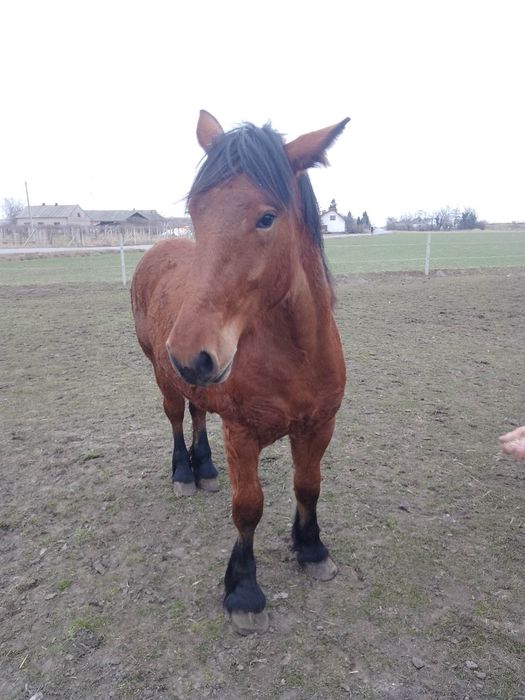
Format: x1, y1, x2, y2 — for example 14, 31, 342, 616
131, 110, 349, 634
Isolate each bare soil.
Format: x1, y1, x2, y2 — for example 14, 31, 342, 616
1, 270, 524, 699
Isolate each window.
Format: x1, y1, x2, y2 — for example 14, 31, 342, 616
330, 215, 336, 221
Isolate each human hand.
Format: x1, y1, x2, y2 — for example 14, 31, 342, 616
499, 426, 525, 461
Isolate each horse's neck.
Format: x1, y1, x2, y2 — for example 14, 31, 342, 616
280, 249, 335, 356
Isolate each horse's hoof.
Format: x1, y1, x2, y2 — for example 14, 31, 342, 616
305, 557, 338, 581
173, 480, 196, 497
197, 477, 220, 492
229, 609, 269, 636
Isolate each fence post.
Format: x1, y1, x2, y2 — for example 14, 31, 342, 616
424, 231, 432, 276
120, 232, 127, 287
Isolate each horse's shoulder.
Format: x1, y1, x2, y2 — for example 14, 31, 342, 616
143, 238, 195, 270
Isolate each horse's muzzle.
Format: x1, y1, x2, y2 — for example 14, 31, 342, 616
166, 346, 231, 387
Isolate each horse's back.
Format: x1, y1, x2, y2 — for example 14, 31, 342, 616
131, 238, 194, 360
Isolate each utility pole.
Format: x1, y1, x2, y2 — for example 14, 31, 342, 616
24, 181, 34, 246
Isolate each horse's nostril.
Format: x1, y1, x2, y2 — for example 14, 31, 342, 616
193, 351, 215, 381
166, 346, 216, 386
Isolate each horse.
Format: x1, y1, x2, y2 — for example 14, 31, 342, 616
131, 110, 349, 634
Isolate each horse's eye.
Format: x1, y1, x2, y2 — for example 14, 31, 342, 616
256, 212, 276, 230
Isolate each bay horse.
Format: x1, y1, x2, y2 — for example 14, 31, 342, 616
131, 110, 349, 634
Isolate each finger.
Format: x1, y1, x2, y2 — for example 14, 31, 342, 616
499, 426, 525, 443
501, 438, 525, 460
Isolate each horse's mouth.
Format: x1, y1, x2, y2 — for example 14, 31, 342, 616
212, 359, 233, 384
167, 348, 233, 387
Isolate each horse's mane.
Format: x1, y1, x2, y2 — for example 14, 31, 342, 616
188, 122, 332, 288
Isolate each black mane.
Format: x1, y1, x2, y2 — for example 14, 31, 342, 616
188, 123, 330, 281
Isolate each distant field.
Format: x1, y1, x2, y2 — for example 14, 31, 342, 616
326, 230, 525, 274
1, 230, 524, 286
0, 251, 145, 286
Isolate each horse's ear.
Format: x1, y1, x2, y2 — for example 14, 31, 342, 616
285, 118, 350, 173
197, 110, 224, 152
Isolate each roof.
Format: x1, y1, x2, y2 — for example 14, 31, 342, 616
17, 204, 84, 218
16, 206, 165, 223
86, 209, 165, 223
130, 210, 165, 222
320, 209, 346, 221
85, 210, 136, 223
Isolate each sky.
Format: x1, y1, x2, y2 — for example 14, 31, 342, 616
1, 0, 523, 226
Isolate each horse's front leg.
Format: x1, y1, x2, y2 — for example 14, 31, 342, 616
290, 418, 338, 581
222, 423, 268, 635
188, 403, 219, 492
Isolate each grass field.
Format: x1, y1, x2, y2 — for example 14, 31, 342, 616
0, 230, 524, 286
327, 230, 525, 274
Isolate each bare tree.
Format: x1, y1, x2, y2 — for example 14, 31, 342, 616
2, 197, 24, 223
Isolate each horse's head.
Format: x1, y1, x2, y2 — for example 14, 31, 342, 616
166, 110, 349, 387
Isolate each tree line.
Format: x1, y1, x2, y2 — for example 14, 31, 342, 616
386, 207, 484, 231
345, 210, 372, 233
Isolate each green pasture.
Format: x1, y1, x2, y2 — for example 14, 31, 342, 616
326, 230, 525, 275
0, 230, 524, 286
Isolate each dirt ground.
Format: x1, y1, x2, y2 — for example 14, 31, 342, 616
1, 270, 524, 700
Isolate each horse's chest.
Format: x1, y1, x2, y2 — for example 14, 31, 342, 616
231, 370, 341, 445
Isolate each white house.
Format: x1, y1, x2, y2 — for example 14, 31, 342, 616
320, 200, 346, 233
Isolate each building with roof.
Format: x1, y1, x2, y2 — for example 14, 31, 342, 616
16, 204, 92, 227
320, 200, 346, 233
86, 210, 165, 226
15, 205, 166, 228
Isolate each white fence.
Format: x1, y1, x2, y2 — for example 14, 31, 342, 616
0, 223, 192, 248
2, 230, 524, 289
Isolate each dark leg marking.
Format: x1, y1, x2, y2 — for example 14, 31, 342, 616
190, 429, 219, 490
224, 538, 266, 614
292, 507, 337, 580
172, 432, 195, 496
292, 509, 329, 565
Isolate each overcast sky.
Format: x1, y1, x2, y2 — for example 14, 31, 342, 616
1, 0, 523, 226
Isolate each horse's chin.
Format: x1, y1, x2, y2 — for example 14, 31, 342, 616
210, 358, 233, 385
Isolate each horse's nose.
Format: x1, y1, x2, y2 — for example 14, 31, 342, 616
191, 350, 216, 384
167, 346, 217, 386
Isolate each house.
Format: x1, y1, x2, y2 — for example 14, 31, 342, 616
320, 200, 346, 233
16, 204, 92, 227
86, 209, 165, 226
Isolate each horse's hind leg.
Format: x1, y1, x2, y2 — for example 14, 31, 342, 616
158, 380, 195, 497
290, 419, 338, 581
189, 403, 219, 492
